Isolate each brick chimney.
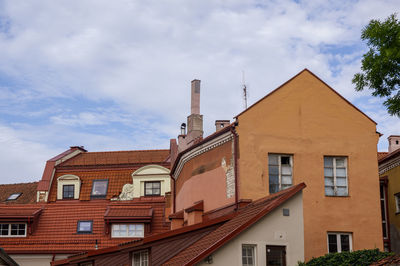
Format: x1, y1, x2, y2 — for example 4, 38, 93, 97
186, 80, 203, 146
215, 120, 230, 132
388, 135, 400, 153
185, 200, 204, 226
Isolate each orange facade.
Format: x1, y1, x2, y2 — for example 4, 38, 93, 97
235, 69, 382, 260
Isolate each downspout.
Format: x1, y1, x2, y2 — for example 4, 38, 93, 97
172, 176, 176, 213
230, 122, 239, 210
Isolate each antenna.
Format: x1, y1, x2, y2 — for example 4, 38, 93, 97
242, 71, 248, 109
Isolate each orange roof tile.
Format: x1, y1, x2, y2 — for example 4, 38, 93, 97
377, 152, 388, 161
60, 150, 170, 167
0, 206, 43, 218
371, 255, 400, 265
105, 206, 153, 219
0, 199, 170, 254
0, 182, 38, 204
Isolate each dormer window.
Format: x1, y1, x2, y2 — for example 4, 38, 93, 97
63, 185, 74, 199
57, 175, 81, 200
144, 181, 161, 196
6, 193, 21, 201
91, 180, 108, 198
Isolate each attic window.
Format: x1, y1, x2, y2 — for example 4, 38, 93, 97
91, 180, 108, 198
77, 220, 93, 234
7, 193, 21, 201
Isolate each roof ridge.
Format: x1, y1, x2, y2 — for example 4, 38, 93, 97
83, 149, 169, 154
0, 181, 38, 186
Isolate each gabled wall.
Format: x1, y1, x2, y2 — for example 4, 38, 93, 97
235, 69, 382, 260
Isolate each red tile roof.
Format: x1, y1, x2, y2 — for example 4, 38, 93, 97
377, 152, 388, 161
164, 183, 306, 265
0, 198, 170, 254
371, 254, 400, 265
105, 206, 153, 220
52, 183, 305, 265
0, 206, 43, 219
60, 150, 170, 167
0, 182, 38, 204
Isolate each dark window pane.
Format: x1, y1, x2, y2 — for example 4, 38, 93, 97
382, 222, 387, 238
328, 234, 338, 253
340, 234, 350, 251
281, 156, 290, 165
269, 184, 279, 194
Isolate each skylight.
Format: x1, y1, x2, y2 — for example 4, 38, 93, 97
7, 193, 21, 201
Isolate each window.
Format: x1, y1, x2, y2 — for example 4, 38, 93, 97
380, 184, 389, 239
112, 224, 144, 238
266, 245, 286, 266
268, 154, 293, 194
324, 157, 348, 196
327, 233, 352, 253
63, 185, 75, 199
77, 220, 93, 234
395, 193, 400, 213
0, 223, 26, 237
144, 181, 161, 196
6, 193, 21, 201
132, 250, 148, 266
91, 180, 108, 198
242, 244, 256, 266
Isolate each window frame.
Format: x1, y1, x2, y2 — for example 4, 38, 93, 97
327, 232, 352, 253
241, 244, 256, 266
111, 223, 144, 238
77, 220, 93, 234
6, 193, 22, 201
324, 156, 348, 197
132, 250, 149, 266
395, 193, 400, 214
144, 181, 161, 196
62, 184, 75, 199
268, 154, 293, 194
0, 223, 27, 237
90, 179, 109, 199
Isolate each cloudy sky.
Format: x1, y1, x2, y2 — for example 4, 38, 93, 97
0, 0, 399, 184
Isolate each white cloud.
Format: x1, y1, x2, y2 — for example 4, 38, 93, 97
0, 0, 399, 182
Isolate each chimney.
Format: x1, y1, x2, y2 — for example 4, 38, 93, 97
388, 135, 400, 153
185, 200, 204, 226
186, 80, 203, 145
215, 120, 230, 132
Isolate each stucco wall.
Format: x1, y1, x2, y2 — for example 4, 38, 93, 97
11, 254, 70, 266
381, 165, 400, 253
235, 70, 383, 260
197, 192, 304, 266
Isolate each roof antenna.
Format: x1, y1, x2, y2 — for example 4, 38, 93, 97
242, 70, 248, 109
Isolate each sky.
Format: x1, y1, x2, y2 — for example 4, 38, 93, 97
0, 0, 399, 184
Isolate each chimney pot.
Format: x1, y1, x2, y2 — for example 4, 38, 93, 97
388, 135, 400, 153
215, 120, 230, 132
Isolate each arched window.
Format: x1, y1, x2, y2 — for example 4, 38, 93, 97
57, 175, 81, 200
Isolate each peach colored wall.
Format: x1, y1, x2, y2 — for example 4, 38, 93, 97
236, 70, 382, 260
176, 167, 234, 213
175, 141, 233, 195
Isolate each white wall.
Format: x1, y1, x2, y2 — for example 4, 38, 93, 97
198, 192, 304, 266
11, 254, 70, 266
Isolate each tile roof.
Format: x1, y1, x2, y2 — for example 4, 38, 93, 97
0, 199, 170, 254
0, 206, 43, 219
0, 182, 38, 204
105, 206, 153, 220
60, 150, 170, 167
52, 183, 305, 266
371, 254, 400, 265
377, 152, 388, 161
164, 183, 306, 265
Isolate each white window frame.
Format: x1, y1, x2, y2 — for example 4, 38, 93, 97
0, 223, 27, 237
395, 193, 400, 213
132, 250, 148, 266
327, 232, 352, 253
241, 244, 256, 266
324, 156, 348, 196
111, 223, 144, 238
268, 154, 293, 193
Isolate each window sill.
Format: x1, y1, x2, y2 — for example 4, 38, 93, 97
325, 195, 350, 198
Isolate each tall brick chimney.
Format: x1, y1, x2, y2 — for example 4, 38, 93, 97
186, 80, 203, 145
